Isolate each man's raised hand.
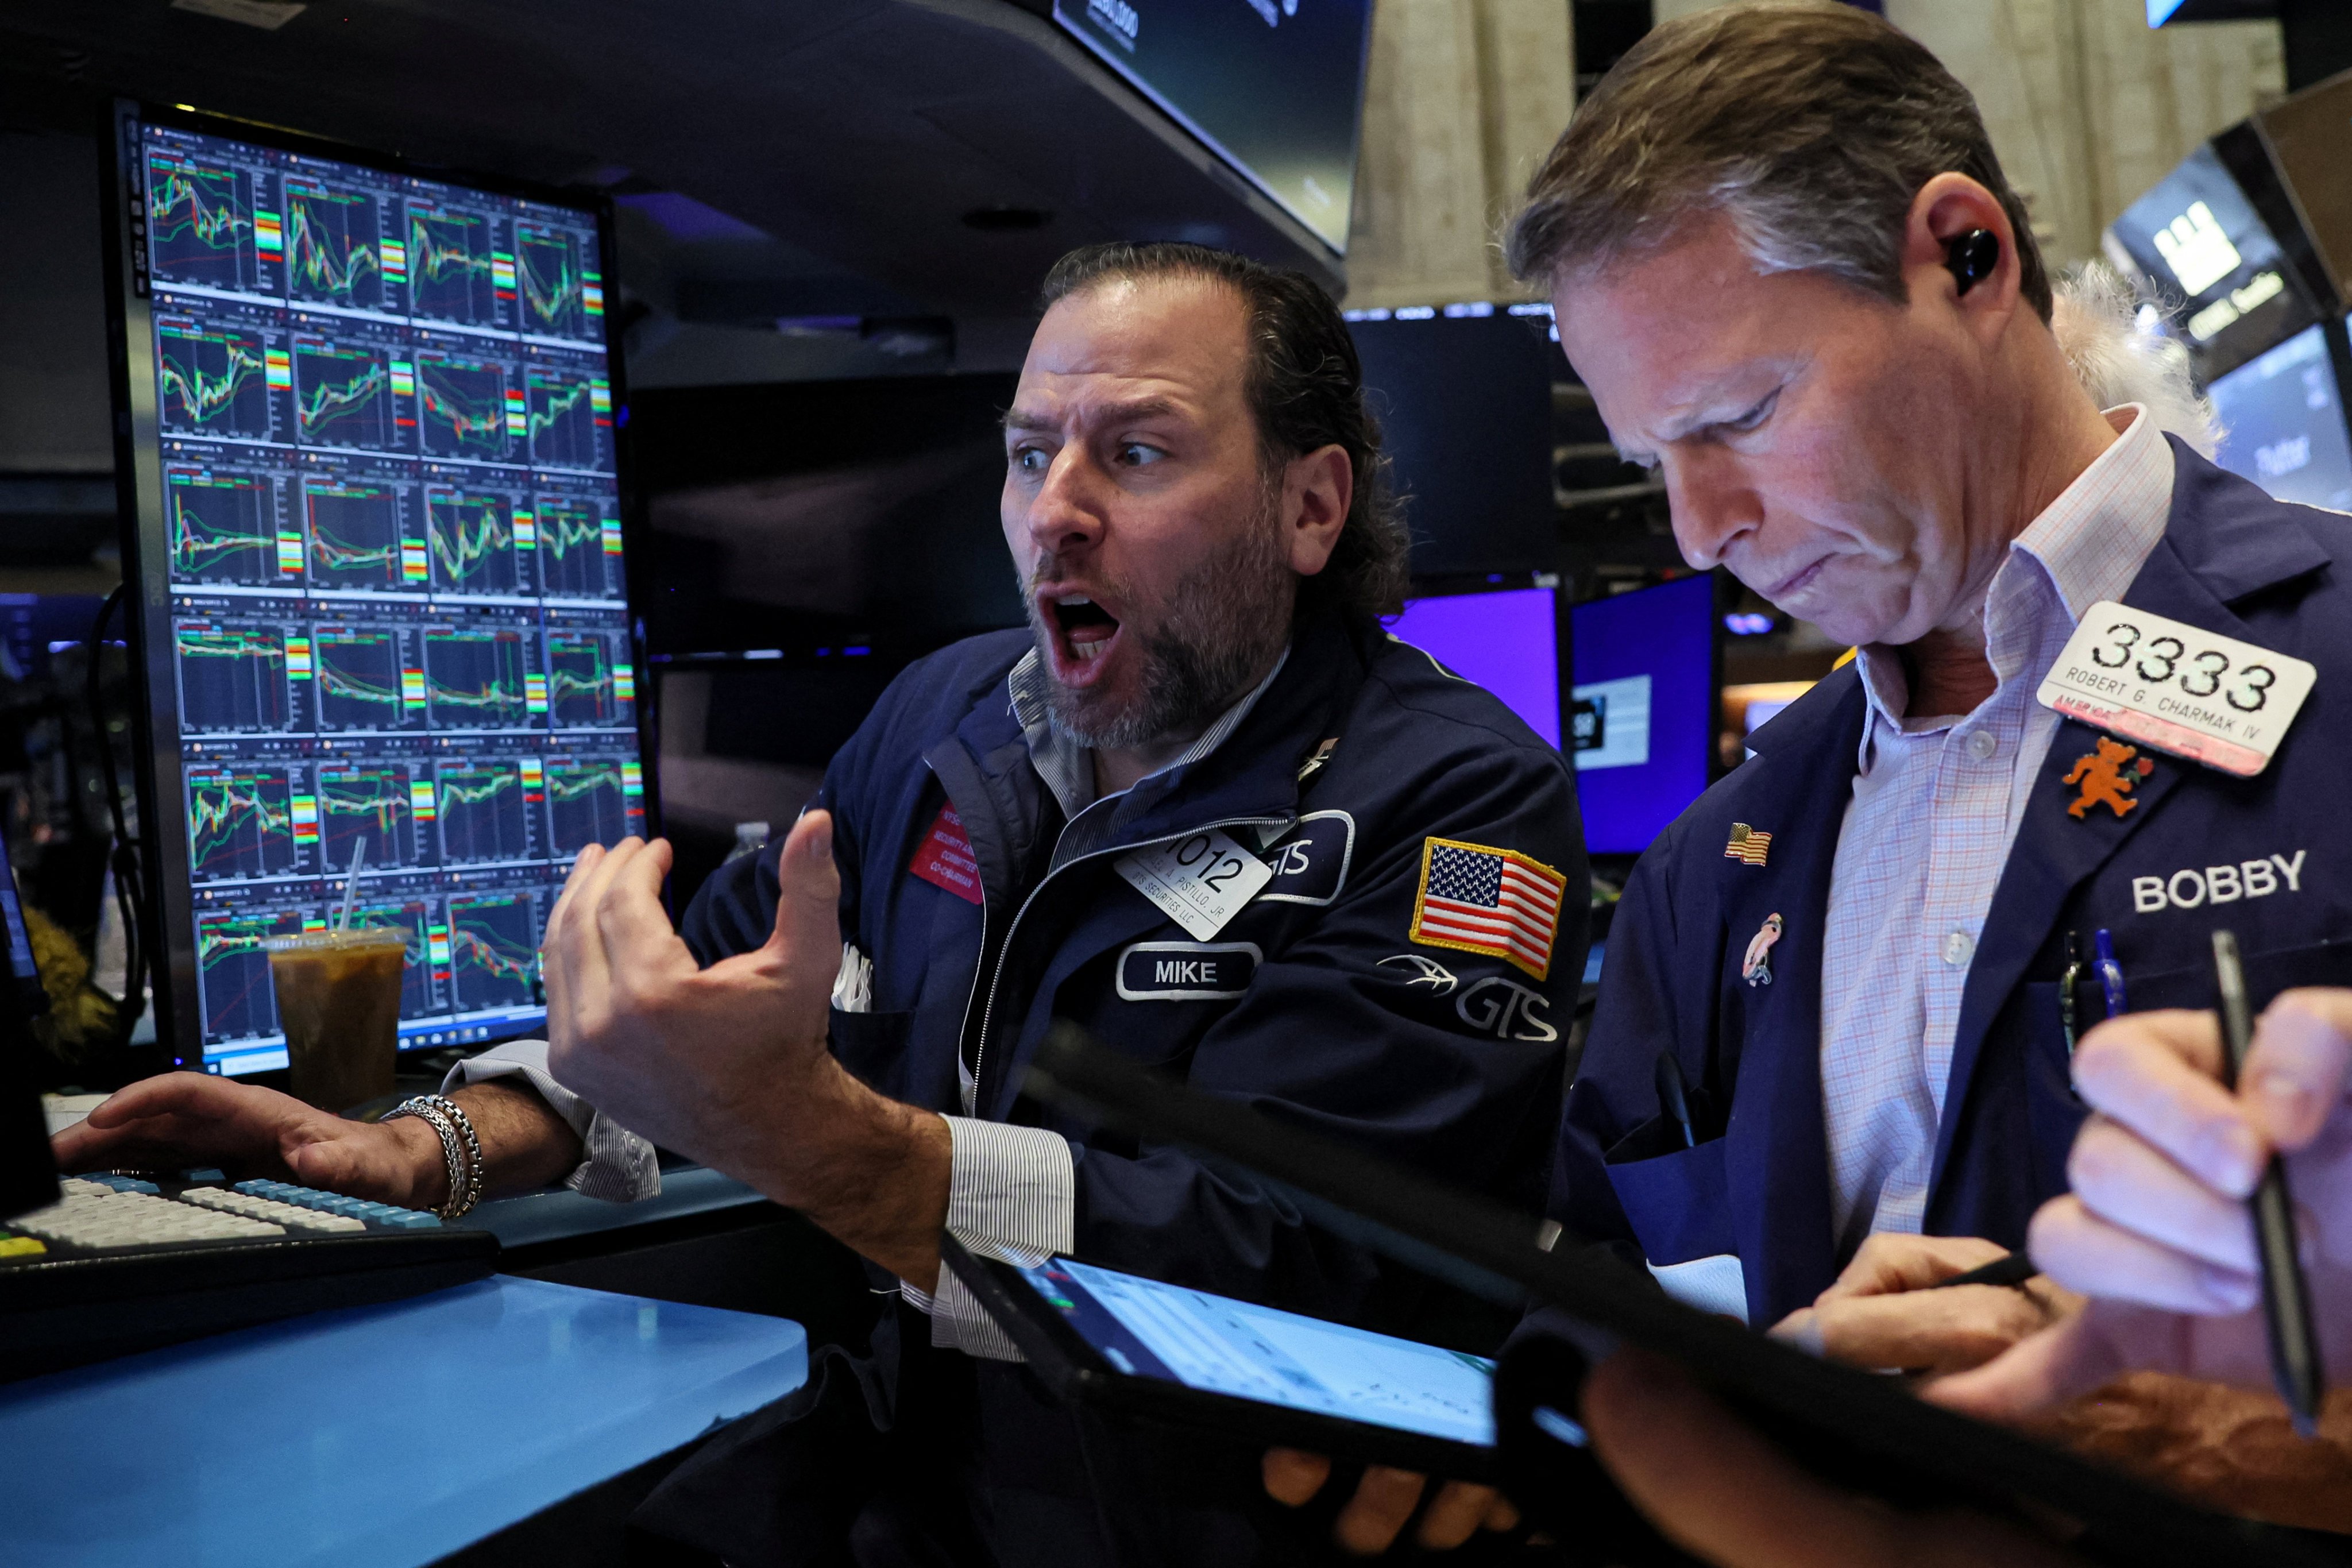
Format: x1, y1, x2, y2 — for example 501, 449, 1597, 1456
540, 814, 951, 1285
542, 823, 835, 1173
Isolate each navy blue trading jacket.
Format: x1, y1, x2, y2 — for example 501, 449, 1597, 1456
1558, 441, 2352, 1328
683, 598, 1587, 1323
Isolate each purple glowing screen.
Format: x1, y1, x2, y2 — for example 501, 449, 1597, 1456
1388, 588, 1561, 748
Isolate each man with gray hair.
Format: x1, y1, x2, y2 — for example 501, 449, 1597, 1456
1277, 3, 2352, 1555
1533, 0, 2352, 1346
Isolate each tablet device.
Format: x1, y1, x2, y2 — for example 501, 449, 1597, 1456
946, 1243, 1503, 1481
1022, 1021, 2345, 1568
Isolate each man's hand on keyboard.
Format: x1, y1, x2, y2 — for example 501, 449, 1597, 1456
52, 1073, 449, 1210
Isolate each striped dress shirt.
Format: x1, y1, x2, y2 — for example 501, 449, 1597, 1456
1817, 407, 2175, 1260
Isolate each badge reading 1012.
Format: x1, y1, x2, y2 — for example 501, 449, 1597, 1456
2037, 600, 2315, 778
1116, 828, 1276, 941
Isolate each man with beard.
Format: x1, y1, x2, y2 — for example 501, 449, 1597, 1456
57, 242, 1586, 1563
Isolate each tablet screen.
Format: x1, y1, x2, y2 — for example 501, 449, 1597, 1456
1017, 1258, 1496, 1446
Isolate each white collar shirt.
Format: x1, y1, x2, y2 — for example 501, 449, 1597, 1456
1816, 407, 2176, 1257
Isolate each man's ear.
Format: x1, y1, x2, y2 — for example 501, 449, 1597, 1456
1901, 171, 2023, 338
1284, 443, 1353, 577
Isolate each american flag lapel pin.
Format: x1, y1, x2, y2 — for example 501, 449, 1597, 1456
1724, 822, 1771, 866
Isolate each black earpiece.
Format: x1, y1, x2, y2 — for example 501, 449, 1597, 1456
1944, 229, 2000, 296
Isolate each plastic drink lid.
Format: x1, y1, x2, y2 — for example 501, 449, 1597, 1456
263, 928, 409, 952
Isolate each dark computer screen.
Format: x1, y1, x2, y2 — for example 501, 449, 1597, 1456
1388, 586, 1562, 748
1569, 575, 1718, 856
107, 105, 649, 1076
1347, 305, 1560, 578
631, 374, 1025, 661
0, 816, 56, 1221
1054, 0, 1372, 254
2207, 322, 2352, 512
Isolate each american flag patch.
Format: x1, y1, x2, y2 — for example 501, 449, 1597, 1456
1724, 822, 1771, 866
1408, 837, 1567, 980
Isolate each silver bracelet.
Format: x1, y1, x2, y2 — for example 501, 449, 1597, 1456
384, 1095, 484, 1221
431, 1095, 485, 1219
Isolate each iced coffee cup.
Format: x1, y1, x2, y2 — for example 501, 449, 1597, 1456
265, 926, 408, 1113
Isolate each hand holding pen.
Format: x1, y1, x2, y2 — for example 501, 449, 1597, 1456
1936, 983, 2352, 1426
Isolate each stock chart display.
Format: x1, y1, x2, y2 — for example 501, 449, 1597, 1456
131, 118, 639, 1075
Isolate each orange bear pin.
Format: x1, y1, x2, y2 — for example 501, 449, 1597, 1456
2063, 736, 2154, 821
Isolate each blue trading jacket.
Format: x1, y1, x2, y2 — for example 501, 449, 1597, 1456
660, 598, 1587, 1565
1558, 441, 2352, 1329
683, 601, 1585, 1311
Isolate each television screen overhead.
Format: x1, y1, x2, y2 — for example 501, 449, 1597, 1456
1055, 0, 1373, 254
2106, 142, 2318, 379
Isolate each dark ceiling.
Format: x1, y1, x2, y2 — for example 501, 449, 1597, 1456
0, 0, 1343, 379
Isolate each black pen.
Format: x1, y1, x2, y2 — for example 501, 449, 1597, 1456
2059, 931, 2085, 1055
2212, 930, 2328, 1436
1931, 1252, 2038, 1291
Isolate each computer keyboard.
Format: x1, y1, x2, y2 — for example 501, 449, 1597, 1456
1, 1173, 497, 1380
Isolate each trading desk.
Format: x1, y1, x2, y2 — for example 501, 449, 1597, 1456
0, 1274, 808, 1567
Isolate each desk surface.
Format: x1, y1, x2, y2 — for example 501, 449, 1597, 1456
0, 1276, 808, 1568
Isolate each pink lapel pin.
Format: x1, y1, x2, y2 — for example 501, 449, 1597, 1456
1742, 913, 1784, 987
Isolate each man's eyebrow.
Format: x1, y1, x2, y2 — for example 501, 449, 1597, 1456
1649, 357, 1805, 445
1001, 395, 1186, 435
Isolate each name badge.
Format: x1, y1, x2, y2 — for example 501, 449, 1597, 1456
2038, 601, 2315, 778
1115, 941, 1262, 1000
1116, 828, 1275, 940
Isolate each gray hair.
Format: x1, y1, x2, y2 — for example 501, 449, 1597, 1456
1506, 1, 2053, 323
2052, 263, 2218, 457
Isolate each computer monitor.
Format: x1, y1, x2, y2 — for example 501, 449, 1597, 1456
1053, 0, 1373, 254
632, 373, 1025, 661
1569, 575, 1719, 857
0, 816, 57, 1221
1387, 586, 1563, 748
104, 103, 650, 1076
0, 594, 109, 683
1346, 305, 1561, 579
2207, 323, 2352, 513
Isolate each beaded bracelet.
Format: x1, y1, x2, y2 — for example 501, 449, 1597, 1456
384, 1094, 485, 1221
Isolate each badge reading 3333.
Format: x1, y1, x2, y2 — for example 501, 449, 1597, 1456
2038, 601, 2315, 777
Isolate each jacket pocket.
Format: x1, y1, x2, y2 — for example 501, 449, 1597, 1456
1603, 1130, 1735, 1268
2020, 980, 2089, 1206
829, 1007, 914, 1099
2117, 937, 2352, 1015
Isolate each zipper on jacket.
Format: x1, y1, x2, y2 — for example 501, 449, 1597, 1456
959, 813, 1292, 1117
